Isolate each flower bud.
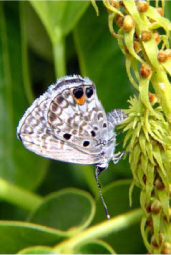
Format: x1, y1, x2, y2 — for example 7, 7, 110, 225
151, 200, 162, 214
149, 92, 157, 105
154, 176, 164, 190
140, 64, 151, 77
123, 15, 135, 32
141, 31, 152, 42
158, 50, 168, 62
162, 242, 171, 254
156, 7, 164, 16
137, 1, 149, 12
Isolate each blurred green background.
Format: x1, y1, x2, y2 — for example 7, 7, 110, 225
0, 1, 171, 254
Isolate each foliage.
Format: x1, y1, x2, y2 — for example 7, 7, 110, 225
0, 0, 171, 254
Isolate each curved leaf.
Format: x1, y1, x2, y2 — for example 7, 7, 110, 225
18, 246, 54, 254
30, 1, 90, 40
0, 1, 48, 190
74, 239, 115, 254
0, 221, 67, 254
28, 188, 95, 232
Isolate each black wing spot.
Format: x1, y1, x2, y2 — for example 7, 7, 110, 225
86, 87, 93, 98
91, 130, 96, 137
83, 141, 90, 147
63, 133, 71, 140
73, 88, 84, 99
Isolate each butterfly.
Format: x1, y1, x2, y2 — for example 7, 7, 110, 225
17, 75, 127, 218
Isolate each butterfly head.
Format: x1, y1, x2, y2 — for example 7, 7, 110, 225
96, 162, 108, 173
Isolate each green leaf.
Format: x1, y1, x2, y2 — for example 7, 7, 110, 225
25, 2, 53, 62
18, 246, 54, 254
29, 1, 89, 77
0, 221, 67, 254
29, 1, 90, 40
74, 240, 115, 254
0, 2, 48, 190
53, 208, 143, 254
28, 188, 95, 232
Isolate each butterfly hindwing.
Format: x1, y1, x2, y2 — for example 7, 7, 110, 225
46, 77, 109, 155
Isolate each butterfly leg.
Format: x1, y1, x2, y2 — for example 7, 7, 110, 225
112, 151, 128, 164
95, 166, 110, 219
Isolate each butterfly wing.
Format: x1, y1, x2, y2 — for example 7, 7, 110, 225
46, 77, 110, 155
17, 86, 101, 164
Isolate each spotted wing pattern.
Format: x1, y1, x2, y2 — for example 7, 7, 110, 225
46, 78, 109, 155
17, 75, 109, 164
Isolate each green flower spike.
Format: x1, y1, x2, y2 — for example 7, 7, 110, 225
92, 0, 171, 253
122, 95, 171, 253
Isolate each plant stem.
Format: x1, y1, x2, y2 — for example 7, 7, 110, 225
151, 69, 171, 123
53, 27, 66, 78
0, 178, 42, 212
54, 208, 143, 253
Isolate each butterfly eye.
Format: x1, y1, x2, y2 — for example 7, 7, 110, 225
86, 87, 93, 98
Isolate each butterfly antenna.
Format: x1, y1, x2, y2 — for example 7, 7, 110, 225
95, 167, 110, 219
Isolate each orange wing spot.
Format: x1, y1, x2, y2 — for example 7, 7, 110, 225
75, 95, 85, 105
